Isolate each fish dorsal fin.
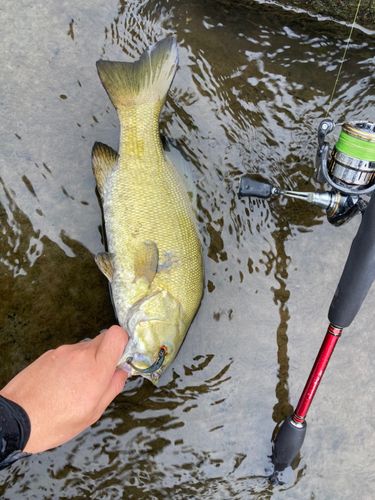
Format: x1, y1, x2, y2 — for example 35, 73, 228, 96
92, 142, 118, 199
134, 240, 159, 285
95, 252, 114, 282
96, 37, 178, 111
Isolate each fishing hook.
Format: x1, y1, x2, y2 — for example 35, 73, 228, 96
126, 346, 167, 374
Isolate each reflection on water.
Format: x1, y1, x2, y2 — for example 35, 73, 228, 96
0, 195, 115, 387
1, 0, 374, 497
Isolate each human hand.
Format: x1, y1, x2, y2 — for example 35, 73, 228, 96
0, 325, 128, 454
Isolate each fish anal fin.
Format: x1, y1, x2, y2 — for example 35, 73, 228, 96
92, 142, 119, 198
95, 251, 114, 282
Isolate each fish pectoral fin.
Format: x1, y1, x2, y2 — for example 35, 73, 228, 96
133, 240, 159, 285
92, 142, 119, 199
95, 251, 114, 282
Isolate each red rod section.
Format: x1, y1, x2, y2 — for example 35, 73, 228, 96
292, 323, 343, 424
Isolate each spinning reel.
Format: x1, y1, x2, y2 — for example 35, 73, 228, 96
239, 119, 375, 225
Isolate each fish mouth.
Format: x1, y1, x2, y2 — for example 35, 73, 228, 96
126, 345, 168, 374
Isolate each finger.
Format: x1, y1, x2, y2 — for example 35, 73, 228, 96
97, 368, 128, 412
94, 325, 128, 368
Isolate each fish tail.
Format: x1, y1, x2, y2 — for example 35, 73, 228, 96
96, 37, 178, 111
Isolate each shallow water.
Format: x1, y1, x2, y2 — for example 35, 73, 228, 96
1, 0, 374, 497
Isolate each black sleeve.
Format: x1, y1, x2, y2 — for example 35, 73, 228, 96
0, 395, 31, 470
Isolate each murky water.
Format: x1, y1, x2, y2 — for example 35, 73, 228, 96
1, 0, 374, 497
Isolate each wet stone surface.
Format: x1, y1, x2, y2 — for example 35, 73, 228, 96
0, 0, 374, 498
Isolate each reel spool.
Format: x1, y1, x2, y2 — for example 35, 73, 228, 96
316, 120, 375, 195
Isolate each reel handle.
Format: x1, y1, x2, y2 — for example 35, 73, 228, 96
238, 176, 278, 199
329, 192, 375, 327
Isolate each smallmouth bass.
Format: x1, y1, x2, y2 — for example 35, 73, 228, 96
93, 37, 203, 384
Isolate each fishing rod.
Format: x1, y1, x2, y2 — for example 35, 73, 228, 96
239, 119, 375, 479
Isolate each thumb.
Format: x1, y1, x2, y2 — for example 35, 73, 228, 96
95, 325, 128, 369
97, 368, 128, 412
